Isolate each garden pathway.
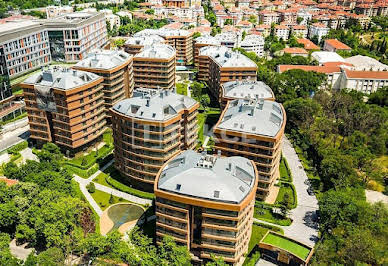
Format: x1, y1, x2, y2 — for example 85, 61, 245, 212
255, 137, 319, 248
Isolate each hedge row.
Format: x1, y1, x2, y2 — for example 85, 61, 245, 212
253, 221, 284, 234
65, 163, 99, 178
105, 175, 155, 200
64, 145, 113, 170
7, 141, 28, 155
279, 181, 298, 209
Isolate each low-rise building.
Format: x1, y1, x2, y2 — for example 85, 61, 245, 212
255, 24, 271, 37
345, 55, 388, 71
22, 67, 106, 154
240, 34, 265, 57
154, 149, 258, 265
133, 44, 176, 90
124, 35, 165, 55
46, 5, 73, 18
213, 98, 286, 200
323, 39, 351, 52
308, 22, 329, 43
193, 35, 221, 66
259, 10, 281, 25
311, 51, 345, 65
297, 38, 320, 51
73, 49, 134, 121
220, 80, 275, 108
215, 32, 241, 49
291, 25, 308, 38
111, 88, 199, 191
339, 69, 388, 94
208, 50, 257, 102
282, 47, 309, 57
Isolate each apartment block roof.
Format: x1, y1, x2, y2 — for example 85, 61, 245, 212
134, 28, 192, 38
125, 34, 165, 46
297, 38, 320, 50
74, 49, 132, 70
195, 35, 221, 46
240, 34, 265, 46
0, 20, 46, 44
324, 39, 351, 50
344, 69, 388, 80
157, 150, 256, 204
345, 55, 388, 71
112, 88, 197, 121
216, 98, 284, 137
23, 66, 100, 90
199, 45, 232, 57
134, 44, 175, 59
222, 80, 274, 100
311, 51, 345, 64
277, 64, 341, 74
215, 32, 239, 43
211, 50, 257, 68
283, 47, 308, 54
44, 12, 104, 28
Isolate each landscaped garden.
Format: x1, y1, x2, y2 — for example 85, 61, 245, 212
176, 82, 188, 96
279, 157, 292, 182
275, 182, 297, 209
89, 189, 128, 210
106, 203, 145, 232
254, 204, 292, 226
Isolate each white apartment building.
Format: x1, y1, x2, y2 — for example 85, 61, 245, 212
296, 10, 312, 25
291, 25, 308, 38
46, 5, 73, 19
215, 32, 241, 48
259, 11, 280, 25
0, 21, 51, 78
240, 34, 265, 57
100, 9, 121, 29
275, 25, 289, 41
44, 12, 108, 62
309, 23, 329, 43
339, 69, 388, 94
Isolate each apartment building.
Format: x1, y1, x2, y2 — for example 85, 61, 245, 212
133, 44, 176, 90
297, 38, 320, 51
193, 36, 220, 66
308, 23, 330, 42
154, 150, 258, 265
197, 46, 231, 83
220, 80, 275, 108
213, 98, 286, 200
274, 25, 289, 41
208, 50, 257, 101
282, 47, 309, 57
73, 49, 134, 121
21, 67, 106, 154
291, 25, 308, 39
135, 29, 193, 65
215, 32, 241, 49
339, 69, 388, 94
255, 24, 271, 37
0, 20, 51, 79
259, 11, 281, 25
240, 35, 265, 57
44, 12, 108, 62
111, 88, 199, 191
46, 5, 73, 19
124, 35, 165, 55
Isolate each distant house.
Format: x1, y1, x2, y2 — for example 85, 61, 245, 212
297, 38, 320, 51
282, 47, 309, 57
324, 39, 352, 52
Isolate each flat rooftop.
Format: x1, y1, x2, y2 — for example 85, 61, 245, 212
311, 51, 344, 64
43, 12, 103, 27
112, 88, 197, 121
0, 20, 46, 43
216, 98, 284, 137
345, 55, 388, 71
23, 66, 100, 90
125, 34, 165, 46
134, 44, 175, 59
195, 35, 221, 45
240, 35, 264, 46
74, 49, 132, 70
211, 50, 257, 68
134, 28, 192, 38
157, 150, 256, 204
223, 80, 274, 100
199, 45, 231, 57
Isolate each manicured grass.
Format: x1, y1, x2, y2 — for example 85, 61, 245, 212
93, 172, 110, 187
248, 224, 268, 254
176, 83, 188, 96
261, 233, 311, 259
69, 144, 112, 167
254, 207, 292, 226
90, 189, 128, 210
279, 157, 292, 182
65, 163, 99, 178
275, 182, 297, 209
197, 112, 206, 144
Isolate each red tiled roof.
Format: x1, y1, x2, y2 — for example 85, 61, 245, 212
311, 22, 328, 28
297, 38, 320, 50
292, 25, 307, 30
344, 69, 388, 79
283, 47, 308, 54
278, 65, 341, 73
0, 178, 19, 186
325, 39, 351, 50
275, 25, 288, 29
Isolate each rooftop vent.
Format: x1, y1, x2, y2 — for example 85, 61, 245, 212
213, 190, 220, 198
176, 184, 181, 191
239, 186, 245, 192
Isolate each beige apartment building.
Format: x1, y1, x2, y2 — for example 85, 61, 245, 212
213, 99, 286, 200
73, 49, 134, 121
110, 88, 199, 191
124, 34, 165, 55
22, 67, 106, 154
197, 45, 231, 83
155, 150, 258, 265
133, 44, 176, 90
193, 36, 220, 66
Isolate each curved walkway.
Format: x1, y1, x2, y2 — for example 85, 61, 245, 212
255, 137, 319, 248
73, 160, 153, 216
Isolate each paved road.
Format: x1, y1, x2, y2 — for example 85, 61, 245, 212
0, 122, 30, 153
255, 137, 319, 248
73, 160, 152, 216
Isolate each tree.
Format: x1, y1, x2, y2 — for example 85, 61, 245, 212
297, 17, 303, 24
109, 193, 114, 204
145, 9, 155, 15
206, 254, 228, 265
368, 86, 388, 107
0, 202, 18, 233
36, 247, 65, 265
200, 94, 211, 109
224, 19, 233, 25
158, 236, 191, 265
193, 32, 201, 39
113, 38, 126, 48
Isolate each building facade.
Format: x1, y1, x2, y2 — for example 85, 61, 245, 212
111, 88, 199, 191
197, 46, 231, 83
155, 150, 258, 265
73, 49, 134, 121
193, 36, 221, 66
44, 12, 108, 62
133, 44, 176, 90
213, 99, 286, 200
240, 35, 265, 57
22, 67, 106, 154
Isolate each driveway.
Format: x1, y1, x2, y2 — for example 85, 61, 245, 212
255, 137, 319, 248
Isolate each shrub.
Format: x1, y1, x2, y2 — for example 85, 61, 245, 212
105, 176, 154, 200
7, 141, 28, 155
86, 182, 95, 193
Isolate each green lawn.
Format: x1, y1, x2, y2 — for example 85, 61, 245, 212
261, 233, 311, 260
176, 83, 188, 96
93, 172, 110, 187
90, 189, 128, 210
248, 224, 268, 254
279, 157, 292, 182
197, 112, 206, 144
275, 183, 297, 209
254, 207, 292, 226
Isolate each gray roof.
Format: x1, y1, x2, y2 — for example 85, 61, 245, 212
125, 34, 165, 46
210, 50, 257, 68
199, 45, 231, 57
216, 99, 284, 137
345, 55, 388, 71
240, 34, 264, 47
0, 20, 46, 44
223, 80, 274, 100
43, 12, 104, 28
215, 32, 239, 44
74, 49, 132, 70
112, 88, 197, 121
195, 35, 221, 46
23, 66, 101, 90
134, 44, 175, 59
134, 28, 191, 38
157, 150, 256, 204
